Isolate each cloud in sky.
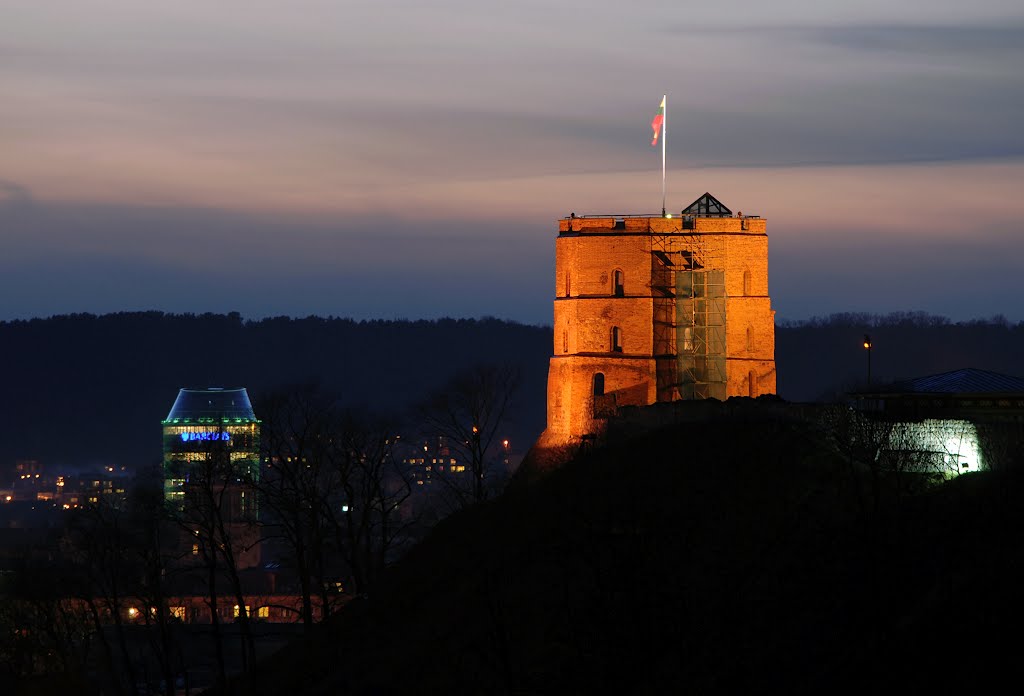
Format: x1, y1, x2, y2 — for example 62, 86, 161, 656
1, 0, 1023, 322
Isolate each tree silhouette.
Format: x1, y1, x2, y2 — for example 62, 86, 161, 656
419, 363, 521, 508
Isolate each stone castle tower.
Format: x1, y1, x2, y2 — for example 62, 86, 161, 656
540, 193, 776, 444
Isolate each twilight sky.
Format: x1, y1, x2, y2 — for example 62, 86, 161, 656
2, 0, 1023, 324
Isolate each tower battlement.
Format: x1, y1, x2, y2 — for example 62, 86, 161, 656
559, 215, 766, 234
539, 193, 777, 445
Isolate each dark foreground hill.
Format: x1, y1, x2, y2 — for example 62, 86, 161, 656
218, 411, 1024, 694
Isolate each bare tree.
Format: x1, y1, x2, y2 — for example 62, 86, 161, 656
324, 410, 415, 597
976, 421, 1023, 475
171, 428, 259, 683
820, 405, 897, 514
127, 478, 186, 696
256, 385, 338, 631
258, 386, 416, 607
62, 498, 142, 696
0, 556, 95, 688
419, 363, 521, 508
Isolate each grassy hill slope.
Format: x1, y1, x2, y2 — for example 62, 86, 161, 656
218, 411, 1024, 694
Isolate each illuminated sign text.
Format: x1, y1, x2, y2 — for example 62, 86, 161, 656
180, 432, 231, 442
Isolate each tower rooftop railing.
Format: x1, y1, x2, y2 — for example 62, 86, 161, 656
563, 212, 760, 219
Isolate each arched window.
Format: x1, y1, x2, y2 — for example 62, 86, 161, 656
611, 326, 623, 352
564, 272, 571, 298
562, 329, 568, 353
593, 373, 605, 396
748, 370, 758, 398
746, 326, 754, 352
613, 269, 624, 297
743, 269, 752, 296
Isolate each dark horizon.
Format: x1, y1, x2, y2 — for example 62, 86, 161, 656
4, 306, 1023, 328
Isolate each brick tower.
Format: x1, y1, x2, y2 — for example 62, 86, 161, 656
540, 193, 776, 444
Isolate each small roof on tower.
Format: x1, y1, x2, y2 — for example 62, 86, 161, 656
683, 192, 732, 218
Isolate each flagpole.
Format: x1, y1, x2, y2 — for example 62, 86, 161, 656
661, 93, 667, 217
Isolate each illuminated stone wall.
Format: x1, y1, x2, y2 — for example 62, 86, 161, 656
886, 419, 984, 476
540, 212, 777, 445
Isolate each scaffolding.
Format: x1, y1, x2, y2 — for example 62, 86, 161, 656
651, 224, 728, 401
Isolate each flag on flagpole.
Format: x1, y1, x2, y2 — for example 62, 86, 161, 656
651, 96, 665, 146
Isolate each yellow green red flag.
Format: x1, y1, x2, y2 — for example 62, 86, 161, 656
651, 96, 665, 146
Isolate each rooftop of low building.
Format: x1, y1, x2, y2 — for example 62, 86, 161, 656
865, 368, 1024, 395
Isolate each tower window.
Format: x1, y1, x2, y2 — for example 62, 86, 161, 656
743, 269, 752, 296
593, 373, 605, 396
612, 327, 623, 353
746, 326, 754, 353
613, 269, 624, 297
562, 329, 568, 353
748, 370, 758, 398
565, 272, 571, 298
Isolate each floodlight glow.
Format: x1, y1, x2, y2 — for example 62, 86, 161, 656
942, 425, 982, 472
894, 419, 984, 476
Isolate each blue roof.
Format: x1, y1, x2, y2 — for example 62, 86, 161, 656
164, 387, 257, 422
888, 368, 1024, 394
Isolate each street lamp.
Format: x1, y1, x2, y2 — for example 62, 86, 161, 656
862, 334, 873, 386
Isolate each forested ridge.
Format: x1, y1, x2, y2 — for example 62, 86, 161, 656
2, 311, 1022, 475
776, 311, 1024, 401
0, 313, 550, 476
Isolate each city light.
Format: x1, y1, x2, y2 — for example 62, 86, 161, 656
862, 334, 873, 385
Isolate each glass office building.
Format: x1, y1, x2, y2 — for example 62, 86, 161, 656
162, 387, 260, 517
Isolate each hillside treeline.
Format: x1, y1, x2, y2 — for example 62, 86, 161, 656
0, 313, 550, 476
2, 311, 1023, 474
777, 311, 1024, 401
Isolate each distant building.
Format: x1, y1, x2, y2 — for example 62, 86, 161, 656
162, 387, 261, 510
540, 193, 777, 445
404, 436, 467, 487
14, 460, 43, 476
855, 368, 1024, 474
162, 387, 262, 568
3, 461, 128, 510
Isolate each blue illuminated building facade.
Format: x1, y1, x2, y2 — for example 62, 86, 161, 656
161, 387, 261, 517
